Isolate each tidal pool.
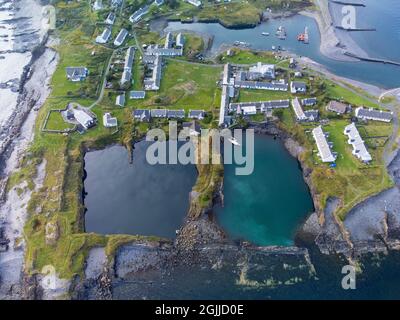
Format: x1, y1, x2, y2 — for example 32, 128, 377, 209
84, 142, 197, 238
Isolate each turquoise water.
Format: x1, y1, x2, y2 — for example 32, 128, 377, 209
215, 135, 314, 246
165, 4, 400, 88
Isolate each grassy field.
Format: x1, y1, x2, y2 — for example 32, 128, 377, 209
127, 59, 222, 111
218, 48, 278, 65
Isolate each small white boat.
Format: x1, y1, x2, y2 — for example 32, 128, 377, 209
228, 137, 241, 146
262, 32, 270, 36
272, 45, 276, 50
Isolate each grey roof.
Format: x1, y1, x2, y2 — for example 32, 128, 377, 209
124, 47, 135, 70
176, 33, 185, 48
164, 32, 174, 49
188, 110, 205, 118
116, 94, 125, 106
66, 67, 88, 79
105, 12, 116, 24
114, 28, 128, 46
327, 101, 348, 114
291, 81, 307, 91
130, 91, 146, 99
229, 99, 290, 112
344, 122, 372, 162
144, 56, 162, 90
167, 109, 185, 118
182, 120, 201, 133
355, 107, 393, 122
151, 109, 167, 117
302, 97, 317, 106
129, 6, 149, 22
146, 46, 183, 56
96, 28, 111, 43
234, 80, 288, 91
133, 109, 151, 121
142, 54, 157, 64
304, 109, 319, 121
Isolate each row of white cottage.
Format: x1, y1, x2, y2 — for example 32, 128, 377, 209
312, 123, 372, 164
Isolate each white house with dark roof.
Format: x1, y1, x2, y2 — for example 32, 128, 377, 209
120, 47, 135, 86
66, 67, 88, 82
167, 109, 185, 119
290, 81, 307, 94
129, 6, 150, 23
302, 97, 317, 106
130, 91, 146, 99
133, 109, 151, 122
116, 94, 125, 107
105, 12, 116, 25
229, 99, 290, 113
176, 33, 185, 48
164, 32, 174, 49
312, 126, 336, 163
103, 112, 118, 127
114, 29, 128, 47
291, 98, 307, 122
144, 56, 162, 90
188, 110, 205, 120
96, 28, 111, 44
93, 0, 103, 10
355, 107, 393, 123
151, 109, 167, 118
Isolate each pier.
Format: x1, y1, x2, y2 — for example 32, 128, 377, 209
344, 52, 400, 67
329, 0, 366, 7
335, 26, 376, 32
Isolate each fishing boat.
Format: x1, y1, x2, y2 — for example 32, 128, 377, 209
261, 32, 270, 36
276, 26, 286, 40
228, 137, 241, 146
297, 26, 309, 44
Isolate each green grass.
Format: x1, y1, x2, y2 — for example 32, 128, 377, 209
127, 59, 222, 111
218, 48, 278, 65
45, 111, 74, 131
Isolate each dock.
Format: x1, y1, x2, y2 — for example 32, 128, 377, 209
329, 0, 366, 7
344, 52, 400, 67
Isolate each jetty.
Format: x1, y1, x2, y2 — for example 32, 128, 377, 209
344, 52, 400, 67
329, 0, 366, 7
335, 26, 376, 32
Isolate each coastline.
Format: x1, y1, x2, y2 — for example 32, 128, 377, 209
0, 0, 59, 299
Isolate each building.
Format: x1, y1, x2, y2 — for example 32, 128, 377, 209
145, 45, 183, 57
304, 110, 319, 122
182, 120, 201, 136
96, 28, 111, 44
66, 67, 88, 82
103, 112, 118, 127
186, 0, 202, 7
133, 109, 151, 122
93, 0, 103, 10
164, 32, 174, 49
176, 33, 185, 48
290, 81, 307, 94
73, 109, 96, 130
291, 97, 307, 121
229, 99, 290, 113
111, 0, 122, 7
302, 97, 317, 107
167, 109, 185, 119
105, 12, 116, 25
326, 101, 349, 115
344, 122, 372, 163
241, 106, 257, 116
355, 107, 393, 123
248, 62, 275, 80
120, 47, 135, 86
312, 126, 336, 163
188, 110, 205, 120
114, 29, 128, 47
151, 109, 167, 118
115, 94, 125, 107
144, 55, 162, 90
130, 91, 146, 99
129, 6, 149, 23
235, 80, 288, 91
